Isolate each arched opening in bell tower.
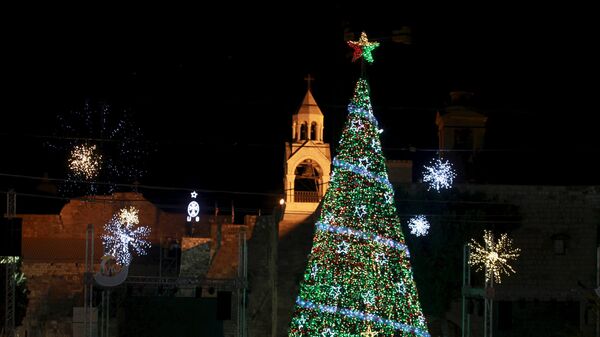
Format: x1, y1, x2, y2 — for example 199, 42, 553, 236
310, 122, 318, 140
293, 159, 322, 203
300, 122, 308, 141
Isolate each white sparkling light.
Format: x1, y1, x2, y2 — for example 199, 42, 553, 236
102, 207, 151, 266
68, 144, 102, 180
362, 290, 376, 306
355, 205, 367, 218
374, 252, 388, 265
408, 215, 430, 237
469, 230, 521, 283
337, 241, 350, 255
330, 285, 342, 299
422, 158, 456, 191
396, 282, 406, 295
321, 328, 336, 337
311, 264, 319, 279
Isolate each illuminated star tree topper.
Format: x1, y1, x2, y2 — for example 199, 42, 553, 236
422, 158, 456, 191
348, 31, 380, 63
468, 230, 521, 283
102, 206, 151, 266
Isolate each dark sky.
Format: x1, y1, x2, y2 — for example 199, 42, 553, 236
2, 4, 596, 213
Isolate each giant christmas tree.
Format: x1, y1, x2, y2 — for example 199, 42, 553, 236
287, 32, 430, 337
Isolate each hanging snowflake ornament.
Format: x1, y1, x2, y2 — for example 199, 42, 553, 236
408, 215, 430, 237
468, 230, 521, 283
102, 207, 151, 266
422, 158, 456, 191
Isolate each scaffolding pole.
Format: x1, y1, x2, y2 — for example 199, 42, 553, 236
3, 190, 17, 337
461, 244, 471, 337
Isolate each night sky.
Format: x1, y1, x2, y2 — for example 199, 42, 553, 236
2, 4, 596, 213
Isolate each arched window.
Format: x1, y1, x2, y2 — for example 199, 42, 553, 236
310, 122, 317, 140
300, 122, 308, 140
294, 159, 323, 202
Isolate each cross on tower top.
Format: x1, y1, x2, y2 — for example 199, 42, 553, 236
304, 74, 314, 91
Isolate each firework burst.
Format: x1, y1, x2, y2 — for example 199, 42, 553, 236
68, 144, 102, 180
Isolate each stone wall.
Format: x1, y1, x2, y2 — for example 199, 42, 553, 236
17, 192, 187, 337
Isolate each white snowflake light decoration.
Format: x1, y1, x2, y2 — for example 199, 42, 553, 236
102, 207, 151, 266
408, 215, 430, 237
422, 158, 456, 191
468, 230, 521, 283
68, 144, 102, 180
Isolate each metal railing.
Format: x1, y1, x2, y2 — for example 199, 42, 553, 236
294, 191, 320, 203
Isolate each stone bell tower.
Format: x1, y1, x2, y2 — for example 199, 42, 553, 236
283, 75, 331, 216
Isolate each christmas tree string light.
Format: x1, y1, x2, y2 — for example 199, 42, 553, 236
287, 35, 429, 336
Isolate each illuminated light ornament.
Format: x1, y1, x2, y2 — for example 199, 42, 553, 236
468, 230, 521, 283
348, 31, 380, 64
330, 285, 342, 299
68, 144, 102, 180
187, 191, 200, 222
422, 158, 456, 191
355, 205, 367, 217
321, 328, 335, 337
362, 290, 376, 306
384, 192, 394, 205
377, 128, 383, 134
118, 206, 139, 226
337, 241, 350, 255
371, 138, 380, 152
358, 157, 371, 169
311, 264, 319, 278
349, 119, 365, 132
374, 252, 388, 265
102, 207, 151, 266
361, 325, 379, 337
396, 282, 406, 295
316, 222, 410, 256
296, 315, 308, 329
408, 215, 430, 237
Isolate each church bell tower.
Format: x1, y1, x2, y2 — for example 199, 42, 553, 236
283, 76, 331, 215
